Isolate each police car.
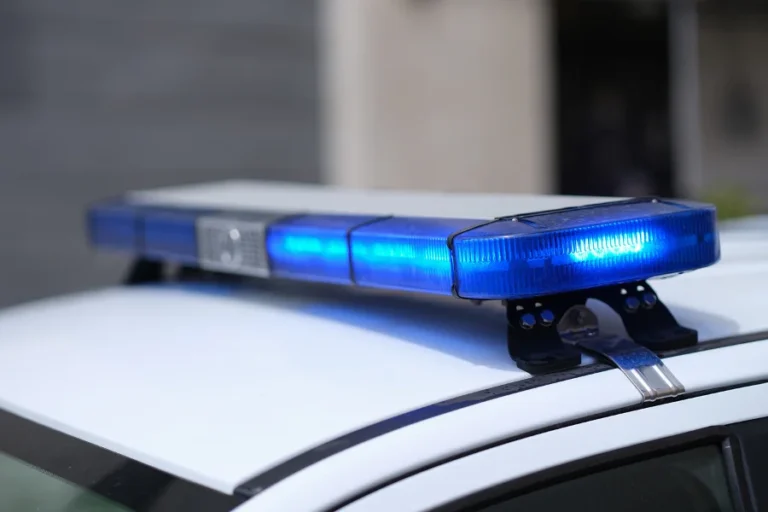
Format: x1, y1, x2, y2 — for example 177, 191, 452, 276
0, 180, 766, 512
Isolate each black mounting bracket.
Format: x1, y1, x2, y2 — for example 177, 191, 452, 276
124, 258, 239, 285
506, 280, 697, 375
124, 259, 164, 285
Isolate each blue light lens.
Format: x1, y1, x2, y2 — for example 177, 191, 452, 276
267, 215, 380, 284
141, 207, 207, 264
88, 201, 214, 264
87, 197, 719, 300
350, 217, 482, 294
87, 201, 141, 251
453, 199, 719, 299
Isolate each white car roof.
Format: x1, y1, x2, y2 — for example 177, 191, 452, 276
0, 258, 767, 496
720, 214, 768, 233
1, 182, 767, 503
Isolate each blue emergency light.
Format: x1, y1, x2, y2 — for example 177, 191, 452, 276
87, 197, 720, 300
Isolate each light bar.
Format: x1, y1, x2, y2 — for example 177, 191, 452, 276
452, 200, 717, 298
87, 197, 720, 300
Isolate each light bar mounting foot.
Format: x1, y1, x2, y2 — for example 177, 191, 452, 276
505, 280, 697, 375
125, 259, 164, 285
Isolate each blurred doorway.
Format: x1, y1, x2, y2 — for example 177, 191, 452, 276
554, 0, 675, 198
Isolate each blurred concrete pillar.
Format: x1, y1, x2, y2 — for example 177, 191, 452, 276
698, 5, 768, 208
321, 0, 553, 193
669, 0, 704, 198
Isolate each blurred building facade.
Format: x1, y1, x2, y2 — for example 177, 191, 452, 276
0, 0, 765, 306
322, 0, 553, 194
0, 1, 319, 306
697, 1, 768, 207
323, 0, 768, 208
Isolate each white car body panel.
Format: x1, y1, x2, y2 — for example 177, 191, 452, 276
236, 370, 641, 511
0, 285, 529, 494
0, 259, 766, 499
227, 339, 768, 512
338, 382, 768, 512
717, 233, 768, 264
720, 214, 768, 233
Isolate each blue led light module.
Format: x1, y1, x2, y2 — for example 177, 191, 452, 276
452, 199, 719, 299
87, 196, 719, 300
350, 217, 483, 294
267, 214, 380, 284
86, 201, 141, 251
88, 201, 215, 264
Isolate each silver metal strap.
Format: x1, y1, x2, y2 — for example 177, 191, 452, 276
559, 306, 685, 402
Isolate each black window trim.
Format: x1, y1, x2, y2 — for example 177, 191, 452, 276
431, 425, 754, 512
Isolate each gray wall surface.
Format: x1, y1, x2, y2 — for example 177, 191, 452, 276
0, 1, 319, 306
698, 7, 768, 209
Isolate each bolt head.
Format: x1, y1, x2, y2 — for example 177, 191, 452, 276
520, 313, 537, 329
540, 309, 555, 325
642, 292, 658, 308
625, 296, 641, 312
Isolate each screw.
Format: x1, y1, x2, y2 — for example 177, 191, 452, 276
520, 313, 537, 329
625, 296, 641, 312
642, 293, 657, 308
540, 309, 555, 326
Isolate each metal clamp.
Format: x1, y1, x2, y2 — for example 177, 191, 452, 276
505, 280, 696, 375
559, 306, 685, 402
505, 294, 585, 375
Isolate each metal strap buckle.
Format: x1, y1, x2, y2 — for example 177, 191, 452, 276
559, 306, 685, 402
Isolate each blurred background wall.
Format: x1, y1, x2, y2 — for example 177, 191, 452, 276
322, 0, 553, 193
0, 0, 766, 306
0, 0, 319, 306
698, 2, 768, 203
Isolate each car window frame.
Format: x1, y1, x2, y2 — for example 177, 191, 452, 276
334, 382, 768, 512
434, 426, 751, 512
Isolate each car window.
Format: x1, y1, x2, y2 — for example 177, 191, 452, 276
0, 449, 131, 512
0, 410, 244, 512
470, 445, 735, 512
